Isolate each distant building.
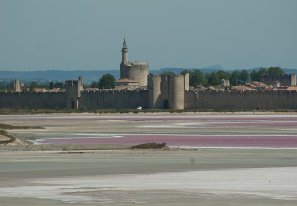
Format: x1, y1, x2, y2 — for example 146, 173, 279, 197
246, 82, 268, 91
221, 79, 230, 87
286, 86, 297, 91
115, 78, 139, 90
13, 80, 22, 92
231, 85, 254, 91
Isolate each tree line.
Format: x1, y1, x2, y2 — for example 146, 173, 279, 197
1, 67, 286, 91
92, 67, 286, 89
180, 67, 285, 87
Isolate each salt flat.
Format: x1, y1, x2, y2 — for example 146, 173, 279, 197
1, 113, 297, 205
1, 149, 297, 205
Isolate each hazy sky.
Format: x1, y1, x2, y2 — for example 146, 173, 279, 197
0, 0, 296, 71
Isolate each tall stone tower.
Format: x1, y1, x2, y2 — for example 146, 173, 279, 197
119, 38, 149, 87
121, 38, 129, 65
65, 76, 83, 109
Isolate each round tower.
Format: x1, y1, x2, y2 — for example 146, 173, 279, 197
148, 74, 161, 109
168, 75, 185, 110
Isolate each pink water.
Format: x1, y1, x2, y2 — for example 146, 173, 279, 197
39, 135, 297, 148
35, 115, 297, 148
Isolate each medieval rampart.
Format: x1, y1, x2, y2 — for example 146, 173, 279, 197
0, 91, 67, 109
80, 89, 148, 110
185, 90, 297, 110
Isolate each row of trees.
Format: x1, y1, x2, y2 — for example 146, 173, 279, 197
90, 74, 116, 89
90, 67, 286, 89
181, 67, 285, 87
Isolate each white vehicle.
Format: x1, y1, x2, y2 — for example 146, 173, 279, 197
136, 106, 142, 110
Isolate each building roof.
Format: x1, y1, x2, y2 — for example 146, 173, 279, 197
231, 86, 255, 91
286, 86, 297, 91
115, 78, 138, 83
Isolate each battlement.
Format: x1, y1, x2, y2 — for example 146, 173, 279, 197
0, 91, 66, 109
80, 89, 148, 110
184, 89, 297, 110
0, 90, 64, 95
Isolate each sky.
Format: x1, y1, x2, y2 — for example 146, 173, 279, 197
0, 0, 296, 71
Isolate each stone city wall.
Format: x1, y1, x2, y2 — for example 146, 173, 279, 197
185, 90, 297, 110
1, 89, 297, 111
0, 92, 67, 109
80, 90, 148, 110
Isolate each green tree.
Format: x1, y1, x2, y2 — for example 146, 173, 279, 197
230, 70, 241, 85
239, 70, 249, 83
267, 67, 284, 76
181, 69, 206, 87
180, 69, 191, 75
52, 82, 64, 88
250, 70, 259, 82
193, 69, 207, 87
217, 70, 231, 80
161, 71, 175, 75
98, 74, 115, 89
258, 68, 268, 77
207, 72, 221, 86
49, 82, 54, 90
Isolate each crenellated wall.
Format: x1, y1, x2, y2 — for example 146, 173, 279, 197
1, 85, 297, 111
0, 91, 67, 109
80, 90, 148, 110
185, 90, 297, 110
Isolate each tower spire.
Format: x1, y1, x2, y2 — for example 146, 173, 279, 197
121, 37, 128, 64
123, 37, 128, 49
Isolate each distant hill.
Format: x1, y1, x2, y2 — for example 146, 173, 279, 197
278, 68, 297, 75
156, 64, 225, 74
0, 70, 119, 84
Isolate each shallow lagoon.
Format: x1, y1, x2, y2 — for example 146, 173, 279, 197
1, 113, 297, 205
3, 113, 297, 148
